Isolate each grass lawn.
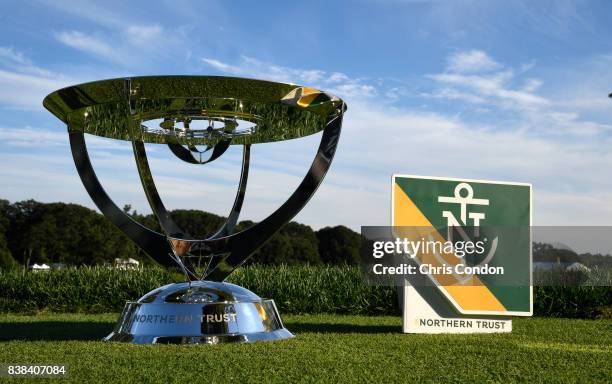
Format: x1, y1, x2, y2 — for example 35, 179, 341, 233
0, 314, 610, 383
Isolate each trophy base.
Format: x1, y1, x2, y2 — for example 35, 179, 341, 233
104, 281, 294, 344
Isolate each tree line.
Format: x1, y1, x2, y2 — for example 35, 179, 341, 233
533, 242, 612, 267
0, 199, 361, 269
1, 199, 611, 270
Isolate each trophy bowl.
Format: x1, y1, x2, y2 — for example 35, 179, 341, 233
43, 76, 346, 344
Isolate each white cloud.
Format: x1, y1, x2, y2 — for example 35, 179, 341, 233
0, 126, 66, 146
0, 69, 72, 109
201, 58, 243, 74
0, 46, 53, 77
425, 50, 553, 111
125, 25, 163, 45
38, 0, 123, 29
55, 31, 117, 61
0, 47, 29, 66
420, 87, 486, 104
202, 55, 324, 84
328, 72, 350, 83
447, 50, 500, 73
201, 56, 376, 100
38, 1, 196, 70
426, 50, 612, 138
0, 46, 89, 109
428, 70, 549, 110
521, 78, 543, 93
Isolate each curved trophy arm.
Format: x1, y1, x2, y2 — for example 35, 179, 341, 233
203, 108, 344, 281
203, 144, 251, 273
68, 131, 175, 268
209, 144, 250, 239
167, 139, 230, 165
133, 139, 251, 280
132, 140, 190, 239
132, 140, 200, 280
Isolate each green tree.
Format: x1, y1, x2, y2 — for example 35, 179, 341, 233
169, 210, 226, 238
5, 200, 140, 266
316, 225, 361, 265
0, 199, 16, 269
533, 242, 580, 263
251, 233, 293, 264
282, 222, 320, 264
1, 199, 366, 268
0, 247, 16, 269
249, 222, 321, 265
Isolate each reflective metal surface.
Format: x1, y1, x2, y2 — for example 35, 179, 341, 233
44, 76, 346, 344
43, 76, 342, 146
105, 281, 293, 344
46, 76, 346, 282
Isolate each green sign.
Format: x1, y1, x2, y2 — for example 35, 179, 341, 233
393, 175, 532, 316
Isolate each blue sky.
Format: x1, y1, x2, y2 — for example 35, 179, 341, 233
1, 0, 612, 231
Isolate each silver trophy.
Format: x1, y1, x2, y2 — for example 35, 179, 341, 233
44, 76, 346, 344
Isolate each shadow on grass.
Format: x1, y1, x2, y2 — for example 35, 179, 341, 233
285, 321, 400, 334
0, 321, 115, 341
0, 320, 401, 341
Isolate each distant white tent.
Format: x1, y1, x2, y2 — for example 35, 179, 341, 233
566, 262, 591, 273
533, 261, 591, 272
114, 258, 140, 270
30, 263, 50, 271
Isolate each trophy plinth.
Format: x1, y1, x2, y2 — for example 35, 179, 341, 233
105, 281, 292, 344
44, 76, 345, 344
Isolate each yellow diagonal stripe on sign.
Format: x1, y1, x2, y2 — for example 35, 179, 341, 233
393, 183, 506, 312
